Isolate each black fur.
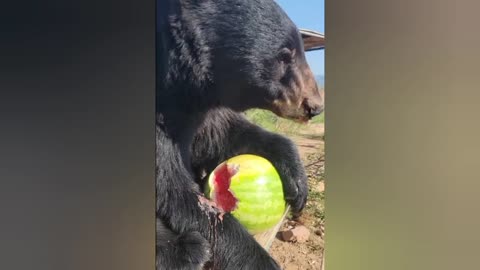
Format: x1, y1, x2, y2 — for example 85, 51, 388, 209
156, 0, 323, 269
156, 219, 211, 270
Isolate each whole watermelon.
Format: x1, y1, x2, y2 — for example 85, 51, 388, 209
204, 154, 286, 234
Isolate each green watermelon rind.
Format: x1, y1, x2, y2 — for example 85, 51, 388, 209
205, 155, 286, 234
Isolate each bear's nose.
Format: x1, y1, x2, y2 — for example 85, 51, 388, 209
307, 104, 323, 118
303, 99, 324, 119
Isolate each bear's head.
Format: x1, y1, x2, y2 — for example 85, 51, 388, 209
203, 0, 324, 122
159, 0, 323, 121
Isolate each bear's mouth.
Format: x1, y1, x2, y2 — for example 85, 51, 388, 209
276, 112, 311, 123
269, 98, 321, 123
293, 115, 311, 123
270, 105, 312, 123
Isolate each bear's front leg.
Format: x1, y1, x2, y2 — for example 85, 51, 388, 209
250, 131, 309, 216
192, 109, 309, 215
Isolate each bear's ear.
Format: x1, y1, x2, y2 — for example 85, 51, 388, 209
277, 47, 296, 64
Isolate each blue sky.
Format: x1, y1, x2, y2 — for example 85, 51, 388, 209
276, 0, 325, 77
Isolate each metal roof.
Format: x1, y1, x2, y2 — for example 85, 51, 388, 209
299, 29, 325, 51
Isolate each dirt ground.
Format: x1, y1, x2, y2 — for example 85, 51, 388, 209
269, 123, 325, 270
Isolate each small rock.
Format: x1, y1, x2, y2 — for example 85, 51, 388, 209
318, 181, 325, 192
314, 229, 322, 236
280, 225, 311, 243
291, 225, 310, 243
281, 230, 295, 242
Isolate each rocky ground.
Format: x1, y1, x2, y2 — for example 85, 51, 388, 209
269, 123, 325, 270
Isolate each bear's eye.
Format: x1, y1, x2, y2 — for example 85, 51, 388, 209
277, 48, 294, 64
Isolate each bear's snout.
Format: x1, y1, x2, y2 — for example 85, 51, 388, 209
298, 64, 324, 120
302, 98, 324, 119
270, 62, 323, 122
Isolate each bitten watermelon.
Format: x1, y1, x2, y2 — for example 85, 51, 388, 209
204, 154, 286, 234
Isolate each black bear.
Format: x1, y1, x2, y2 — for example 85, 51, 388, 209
156, 0, 323, 269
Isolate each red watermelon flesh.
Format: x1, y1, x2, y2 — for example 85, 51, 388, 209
211, 163, 239, 212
